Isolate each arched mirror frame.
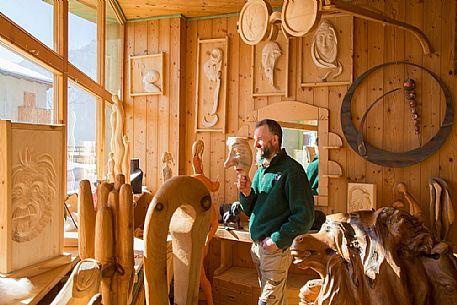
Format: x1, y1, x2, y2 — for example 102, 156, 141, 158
244, 100, 330, 206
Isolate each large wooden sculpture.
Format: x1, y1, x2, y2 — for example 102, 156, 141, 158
143, 176, 212, 305
190, 139, 220, 305
291, 207, 457, 305
78, 175, 134, 305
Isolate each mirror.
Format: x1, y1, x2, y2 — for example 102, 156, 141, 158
244, 100, 332, 206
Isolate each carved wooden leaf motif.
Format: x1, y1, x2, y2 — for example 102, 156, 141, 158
11, 148, 56, 242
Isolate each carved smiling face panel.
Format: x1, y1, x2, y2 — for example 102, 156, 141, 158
11, 150, 56, 242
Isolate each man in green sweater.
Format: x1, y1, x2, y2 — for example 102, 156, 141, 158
306, 137, 319, 195
237, 119, 314, 305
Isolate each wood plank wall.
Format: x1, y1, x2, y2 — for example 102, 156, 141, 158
124, 0, 457, 243
124, 17, 187, 192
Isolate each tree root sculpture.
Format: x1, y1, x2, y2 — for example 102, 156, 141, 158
144, 176, 212, 305
291, 207, 457, 305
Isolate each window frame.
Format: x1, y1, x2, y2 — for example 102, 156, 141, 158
0, 0, 124, 193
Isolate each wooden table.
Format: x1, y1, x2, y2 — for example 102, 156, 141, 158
213, 223, 251, 276
4, 246, 80, 305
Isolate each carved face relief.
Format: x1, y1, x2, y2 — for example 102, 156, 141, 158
203, 48, 223, 82
12, 149, 56, 242
311, 20, 343, 80
261, 41, 282, 87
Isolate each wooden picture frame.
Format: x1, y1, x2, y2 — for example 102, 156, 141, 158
129, 53, 164, 96
195, 37, 228, 132
347, 183, 377, 212
300, 16, 353, 87
252, 33, 289, 97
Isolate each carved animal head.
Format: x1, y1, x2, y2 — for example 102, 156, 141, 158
291, 232, 335, 278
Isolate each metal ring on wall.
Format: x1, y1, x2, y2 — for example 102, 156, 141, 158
340, 61, 453, 168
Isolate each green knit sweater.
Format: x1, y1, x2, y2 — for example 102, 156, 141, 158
239, 149, 314, 249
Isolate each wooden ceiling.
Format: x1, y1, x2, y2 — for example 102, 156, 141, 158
115, 0, 284, 20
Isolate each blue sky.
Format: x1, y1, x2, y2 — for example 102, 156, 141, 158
0, 0, 96, 62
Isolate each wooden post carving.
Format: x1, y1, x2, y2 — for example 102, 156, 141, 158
78, 175, 134, 305
108, 95, 129, 182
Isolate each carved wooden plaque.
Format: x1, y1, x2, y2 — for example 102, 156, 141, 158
195, 37, 228, 132
300, 16, 353, 87
347, 182, 377, 212
252, 33, 289, 97
282, 0, 321, 37
0, 121, 65, 273
238, 0, 271, 45
129, 53, 164, 96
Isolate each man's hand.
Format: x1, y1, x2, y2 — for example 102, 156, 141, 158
262, 237, 279, 252
236, 172, 251, 197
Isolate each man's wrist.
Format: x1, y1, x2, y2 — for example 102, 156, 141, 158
242, 189, 251, 197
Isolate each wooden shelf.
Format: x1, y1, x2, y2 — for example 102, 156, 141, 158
215, 224, 251, 243
322, 146, 342, 149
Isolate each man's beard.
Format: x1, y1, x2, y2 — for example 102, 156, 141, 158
257, 141, 273, 160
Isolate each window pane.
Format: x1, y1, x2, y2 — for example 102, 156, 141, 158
0, 43, 55, 124
68, 0, 97, 80
0, 0, 54, 49
67, 81, 97, 193
105, 2, 122, 95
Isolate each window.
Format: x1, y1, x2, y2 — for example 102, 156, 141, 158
68, 0, 97, 80
0, 44, 55, 124
0, 0, 54, 49
67, 81, 97, 193
1, 0, 123, 192
105, 1, 123, 95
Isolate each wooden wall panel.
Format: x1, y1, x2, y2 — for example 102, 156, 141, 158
125, 0, 457, 243
124, 17, 186, 193
145, 20, 160, 189
382, 0, 405, 206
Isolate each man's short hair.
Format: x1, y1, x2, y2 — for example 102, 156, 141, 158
256, 119, 283, 146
